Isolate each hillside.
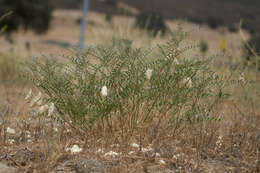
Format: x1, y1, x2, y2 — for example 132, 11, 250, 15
55, 0, 260, 34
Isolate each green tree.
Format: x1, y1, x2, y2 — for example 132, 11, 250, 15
136, 11, 167, 37
0, 0, 54, 35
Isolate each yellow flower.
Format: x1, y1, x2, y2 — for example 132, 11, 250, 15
219, 38, 227, 53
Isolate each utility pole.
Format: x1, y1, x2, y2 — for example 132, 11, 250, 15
79, 0, 89, 50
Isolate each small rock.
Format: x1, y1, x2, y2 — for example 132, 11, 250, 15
104, 151, 119, 157
131, 142, 139, 148
159, 159, 166, 165
66, 144, 82, 154
6, 127, 15, 134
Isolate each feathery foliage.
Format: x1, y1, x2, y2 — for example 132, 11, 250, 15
26, 29, 229, 139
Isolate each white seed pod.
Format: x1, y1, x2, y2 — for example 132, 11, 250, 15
131, 142, 140, 148
6, 127, 15, 134
70, 144, 83, 153
145, 68, 153, 80
101, 86, 108, 97
38, 105, 49, 115
184, 77, 192, 88
104, 151, 119, 157
173, 58, 180, 65
48, 102, 55, 117
128, 151, 135, 155
8, 139, 15, 144
96, 148, 104, 153
53, 127, 58, 132
239, 72, 246, 84
141, 145, 153, 152
159, 159, 166, 165
66, 144, 83, 154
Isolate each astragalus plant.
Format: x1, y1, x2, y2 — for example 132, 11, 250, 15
26, 30, 229, 142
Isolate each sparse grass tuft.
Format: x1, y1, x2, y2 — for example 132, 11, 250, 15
0, 53, 23, 82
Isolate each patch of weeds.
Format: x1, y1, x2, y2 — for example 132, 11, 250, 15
228, 23, 239, 33
241, 20, 256, 35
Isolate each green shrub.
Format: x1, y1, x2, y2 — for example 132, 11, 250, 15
26, 30, 229, 139
206, 16, 224, 29
0, 0, 54, 34
228, 23, 239, 33
135, 11, 167, 37
187, 17, 203, 25
241, 20, 256, 34
105, 13, 113, 23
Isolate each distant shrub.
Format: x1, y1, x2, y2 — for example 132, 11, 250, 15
105, 13, 113, 23
135, 11, 167, 37
200, 40, 208, 54
206, 16, 224, 29
103, 0, 117, 6
54, 0, 82, 9
241, 20, 256, 35
228, 23, 239, 33
243, 34, 260, 69
116, 8, 133, 16
0, 0, 54, 34
187, 17, 203, 25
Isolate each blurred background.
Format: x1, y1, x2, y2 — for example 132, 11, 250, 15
0, 0, 259, 67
